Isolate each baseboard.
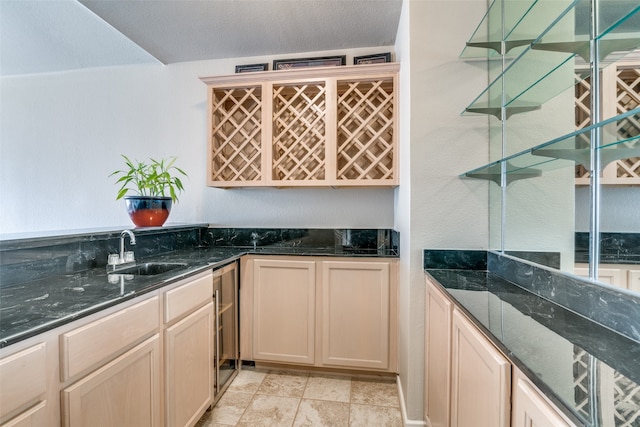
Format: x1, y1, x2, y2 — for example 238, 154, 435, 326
396, 376, 427, 426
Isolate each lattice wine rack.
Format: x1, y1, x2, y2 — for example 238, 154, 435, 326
272, 82, 327, 182
575, 63, 640, 185
337, 79, 395, 182
201, 63, 399, 187
209, 86, 263, 184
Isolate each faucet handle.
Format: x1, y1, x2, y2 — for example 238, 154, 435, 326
123, 251, 135, 263
108, 254, 120, 265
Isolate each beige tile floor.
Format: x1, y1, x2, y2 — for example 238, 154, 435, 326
195, 368, 403, 427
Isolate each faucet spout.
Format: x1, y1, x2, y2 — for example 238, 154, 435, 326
120, 230, 136, 263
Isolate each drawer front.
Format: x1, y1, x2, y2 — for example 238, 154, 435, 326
61, 296, 159, 381
0, 343, 46, 420
164, 273, 212, 324
1, 401, 47, 427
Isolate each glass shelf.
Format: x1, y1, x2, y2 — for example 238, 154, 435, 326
533, 0, 640, 61
460, 0, 579, 58
464, 102, 541, 119
462, 0, 640, 117
462, 109, 640, 183
463, 160, 543, 184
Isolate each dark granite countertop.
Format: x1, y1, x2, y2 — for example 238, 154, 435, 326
1, 243, 397, 348
425, 268, 640, 427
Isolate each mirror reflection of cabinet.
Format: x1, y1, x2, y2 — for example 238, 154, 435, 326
461, 0, 640, 292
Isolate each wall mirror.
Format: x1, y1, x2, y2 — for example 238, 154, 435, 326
462, 0, 640, 295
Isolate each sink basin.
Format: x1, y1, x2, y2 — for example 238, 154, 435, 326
111, 262, 188, 276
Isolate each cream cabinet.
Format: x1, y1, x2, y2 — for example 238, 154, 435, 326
241, 255, 397, 372
0, 343, 48, 427
62, 336, 160, 427
252, 258, 317, 365
425, 276, 577, 427
1, 402, 47, 427
451, 308, 511, 427
163, 272, 214, 427
574, 263, 640, 291
201, 63, 399, 188
60, 296, 161, 427
321, 260, 391, 370
1, 270, 217, 427
512, 369, 574, 427
628, 269, 640, 292
60, 296, 159, 381
424, 276, 453, 427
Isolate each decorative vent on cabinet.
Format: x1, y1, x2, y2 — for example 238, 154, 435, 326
336, 78, 395, 181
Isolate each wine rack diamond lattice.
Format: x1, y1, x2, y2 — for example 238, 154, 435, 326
202, 63, 399, 187
210, 87, 262, 183
337, 79, 395, 181
272, 83, 326, 181
575, 65, 640, 184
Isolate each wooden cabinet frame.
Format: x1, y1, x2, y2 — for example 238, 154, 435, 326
0, 270, 216, 427
424, 275, 578, 427
240, 255, 398, 373
201, 63, 399, 188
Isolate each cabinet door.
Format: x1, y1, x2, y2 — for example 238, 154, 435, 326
252, 259, 316, 364
512, 370, 574, 427
335, 76, 398, 186
208, 85, 264, 187
573, 265, 626, 289
165, 302, 214, 427
62, 336, 160, 427
628, 270, 640, 292
451, 309, 510, 427
424, 277, 453, 427
0, 343, 46, 422
271, 81, 330, 186
321, 261, 390, 370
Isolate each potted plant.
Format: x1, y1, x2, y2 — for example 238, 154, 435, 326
110, 155, 187, 227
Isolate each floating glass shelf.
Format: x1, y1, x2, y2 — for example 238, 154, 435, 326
462, 109, 640, 183
462, 0, 640, 116
532, 38, 640, 62
460, 0, 579, 58
463, 160, 543, 184
464, 101, 541, 120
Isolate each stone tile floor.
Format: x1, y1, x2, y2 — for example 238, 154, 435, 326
195, 367, 403, 427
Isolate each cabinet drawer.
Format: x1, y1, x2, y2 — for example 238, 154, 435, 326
164, 272, 212, 324
61, 296, 159, 381
1, 401, 47, 427
0, 343, 46, 420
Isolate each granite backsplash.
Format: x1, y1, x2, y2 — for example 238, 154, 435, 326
0, 226, 399, 288
424, 249, 640, 344
575, 232, 640, 264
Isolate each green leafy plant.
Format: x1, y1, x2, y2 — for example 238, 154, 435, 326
110, 155, 187, 202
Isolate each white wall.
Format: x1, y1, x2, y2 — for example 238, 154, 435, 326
0, 47, 396, 235
394, 0, 489, 423
575, 186, 640, 232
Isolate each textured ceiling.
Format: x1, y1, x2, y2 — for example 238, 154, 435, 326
0, 0, 402, 76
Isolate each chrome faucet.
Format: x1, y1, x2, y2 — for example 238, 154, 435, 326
119, 229, 136, 263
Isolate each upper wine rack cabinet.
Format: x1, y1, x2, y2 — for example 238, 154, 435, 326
201, 63, 399, 188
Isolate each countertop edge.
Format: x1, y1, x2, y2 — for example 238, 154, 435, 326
1, 250, 397, 348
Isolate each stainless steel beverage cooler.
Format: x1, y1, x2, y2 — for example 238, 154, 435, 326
212, 261, 239, 402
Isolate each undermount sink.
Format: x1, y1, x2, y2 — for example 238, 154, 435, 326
110, 262, 188, 276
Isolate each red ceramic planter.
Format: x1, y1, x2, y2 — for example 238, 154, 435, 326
124, 196, 172, 227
